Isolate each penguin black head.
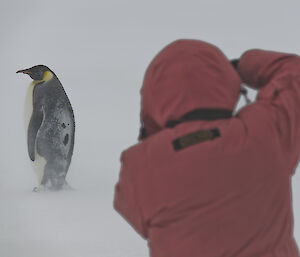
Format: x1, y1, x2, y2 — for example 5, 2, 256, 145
17, 65, 54, 81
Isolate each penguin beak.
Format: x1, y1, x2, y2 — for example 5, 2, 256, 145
16, 69, 31, 74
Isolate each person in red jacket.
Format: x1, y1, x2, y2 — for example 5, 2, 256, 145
113, 39, 300, 257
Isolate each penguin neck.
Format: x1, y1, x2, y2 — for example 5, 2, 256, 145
43, 71, 54, 81
32, 71, 54, 85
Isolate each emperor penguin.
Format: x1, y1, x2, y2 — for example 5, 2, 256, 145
17, 65, 75, 191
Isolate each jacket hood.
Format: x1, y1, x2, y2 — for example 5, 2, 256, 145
140, 39, 242, 139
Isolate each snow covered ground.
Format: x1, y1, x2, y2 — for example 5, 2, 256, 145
1, 0, 300, 256
0, 189, 148, 257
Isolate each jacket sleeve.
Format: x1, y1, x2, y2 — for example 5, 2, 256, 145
236, 49, 300, 175
113, 152, 148, 239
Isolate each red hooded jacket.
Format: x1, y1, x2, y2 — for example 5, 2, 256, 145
113, 39, 300, 257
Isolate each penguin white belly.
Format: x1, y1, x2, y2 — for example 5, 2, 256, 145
24, 82, 46, 184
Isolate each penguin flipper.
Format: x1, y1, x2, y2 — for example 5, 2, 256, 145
28, 107, 43, 161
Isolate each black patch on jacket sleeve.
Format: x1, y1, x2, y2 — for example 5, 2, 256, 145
173, 128, 220, 151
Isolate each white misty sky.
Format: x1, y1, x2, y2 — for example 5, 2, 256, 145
0, 0, 300, 256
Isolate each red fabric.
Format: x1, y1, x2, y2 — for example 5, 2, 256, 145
113, 39, 300, 257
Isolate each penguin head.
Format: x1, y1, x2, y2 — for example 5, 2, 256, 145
17, 65, 54, 81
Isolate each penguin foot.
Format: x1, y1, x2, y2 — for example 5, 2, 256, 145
32, 180, 74, 192
32, 185, 48, 192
